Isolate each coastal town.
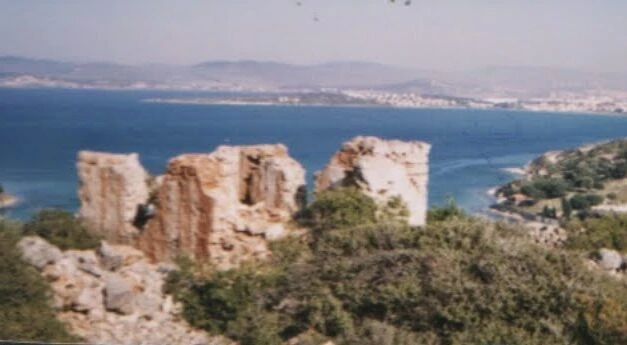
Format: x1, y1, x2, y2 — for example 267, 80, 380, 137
141, 88, 627, 115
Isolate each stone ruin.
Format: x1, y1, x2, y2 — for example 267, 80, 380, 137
315, 136, 431, 226
77, 137, 430, 268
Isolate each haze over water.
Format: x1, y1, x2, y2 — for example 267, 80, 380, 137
3, 88, 627, 219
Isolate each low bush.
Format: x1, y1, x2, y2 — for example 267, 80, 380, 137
168, 199, 627, 345
299, 188, 377, 232
22, 209, 100, 250
569, 194, 604, 211
427, 197, 467, 222
0, 220, 77, 342
564, 214, 627, 252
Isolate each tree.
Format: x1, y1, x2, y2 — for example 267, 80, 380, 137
542, 205, 552, 219
570, 194, 590, 210
561, 197, 572, 219
0, 184, 4, 194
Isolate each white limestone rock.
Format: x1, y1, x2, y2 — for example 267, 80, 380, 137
597, 248, 624, 271
315, 136, 431, 226
17, 236, 62, 269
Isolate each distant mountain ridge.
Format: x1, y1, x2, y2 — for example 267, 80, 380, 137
1, 56, 626, 97
0, 56, 424, 89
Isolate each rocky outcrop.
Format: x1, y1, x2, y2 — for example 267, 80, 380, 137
78, 145, 306, 269
596, 248, 626, 271
138, 144, 306, 269
77, 151, 151, 244
0, 192, 18, 209
315, 136, 431, 226
18, 236, 229, 345
18, 236, 63, 269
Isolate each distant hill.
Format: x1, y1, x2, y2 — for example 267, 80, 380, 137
1, 56, 626, 97
380, 66, 627, 98
0, 56, 424, 90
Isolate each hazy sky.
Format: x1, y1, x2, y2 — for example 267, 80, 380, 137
0, 0, 625, 72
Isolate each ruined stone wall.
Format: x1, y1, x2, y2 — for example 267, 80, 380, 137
77, 137, 430, 267
78, 145, 306, 270
77, 151, 150, 244
315, 136, 431, 226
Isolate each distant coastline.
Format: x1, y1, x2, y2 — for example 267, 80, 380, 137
141, 92, 627, 116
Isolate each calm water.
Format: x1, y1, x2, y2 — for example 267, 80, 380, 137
2, 88, 627, 220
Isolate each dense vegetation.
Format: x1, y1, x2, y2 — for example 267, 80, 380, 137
0, 219, 77, 342
2, 191, 627, 344
23, 209, 100, 250
496, 139, 627, 220
564, 214, 627, 252
0, 209, 101, 341
166, 189, 627, 345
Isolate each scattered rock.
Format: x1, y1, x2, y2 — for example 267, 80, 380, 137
597, 248, 624, 271
315, 136, 431, 226
97, 241, 144, 271
17, 236, 62, 269
66, 250, 104, 277
22, 237, 222, 345
104, 273, 135, 315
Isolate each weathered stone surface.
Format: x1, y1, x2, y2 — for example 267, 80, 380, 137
78, 145, 305, 269
97, 241, 145, 271
136, 144, 306, 269
17, 236, 62, 269
27, 238, 223, 345
77, 151, 150, 244
315, 136, 431, 226
597, 248, 624, 271
104, 273, 135, 315
66, 250, 104, 277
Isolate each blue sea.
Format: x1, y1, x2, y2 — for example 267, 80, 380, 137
2, 88, 627, 220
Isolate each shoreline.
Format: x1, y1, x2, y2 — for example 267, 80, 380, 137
501, 166, 527, 175
1, 87, 624, 117
0, 193, 18, 209
141, 97, 627, 117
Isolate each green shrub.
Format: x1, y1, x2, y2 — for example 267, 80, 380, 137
300, 188, 377, 231
564, 214, 627, 251
611, 162, 627, 179
541, 205, 557, 219
521, 184, 546, 199
427, 198, 466, 222
533, 178, 569, 198
585, 194, 604, 207
569, 194, 604, 211
0, 184, 4, 194
562, 197, 573, 219
23, 209, 100, 250
570, 194, 590, 210
0, 220, 77, 342
168, 215, 627, 345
